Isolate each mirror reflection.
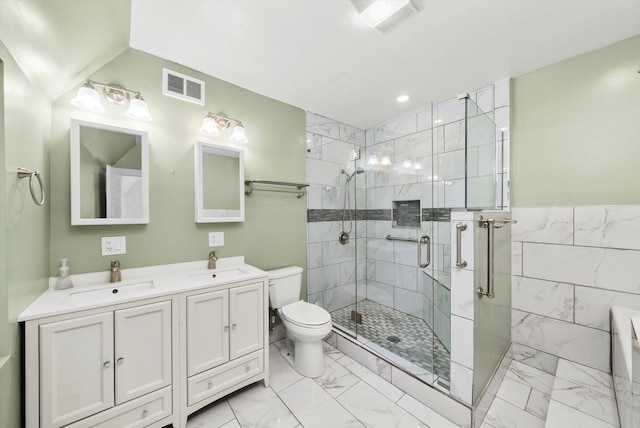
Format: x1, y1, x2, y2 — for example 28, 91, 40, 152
195, 142, 245, 223
70, 119, 149, 225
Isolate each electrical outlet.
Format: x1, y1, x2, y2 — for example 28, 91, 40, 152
102, 236, 126, 256
208, 232, 224, 247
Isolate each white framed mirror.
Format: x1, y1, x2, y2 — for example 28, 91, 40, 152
195, 141, 245, 223
70, 119, 149, 225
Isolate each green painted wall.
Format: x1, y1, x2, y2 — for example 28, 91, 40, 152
50, 49, 307, 286
511, 34, 640, 207
0, 40, 52, 428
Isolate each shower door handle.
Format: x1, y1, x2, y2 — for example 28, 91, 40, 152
418, 235, 430, 268
478, 218, 495, 299
455, 223, 467, 268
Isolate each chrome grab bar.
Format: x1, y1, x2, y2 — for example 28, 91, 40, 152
477, 216, 516, 299
455, 223, 467, 268
385, 235, 431, 268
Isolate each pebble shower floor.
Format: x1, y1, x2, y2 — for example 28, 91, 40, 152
331, 299, 451, 385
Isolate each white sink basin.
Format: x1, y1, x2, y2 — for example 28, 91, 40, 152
189, 268, 247, 281
69, 281, 155, 303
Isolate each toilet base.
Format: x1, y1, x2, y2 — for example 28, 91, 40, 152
280, 336, 326, 378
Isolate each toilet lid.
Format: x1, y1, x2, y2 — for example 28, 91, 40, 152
281, 301, 331, 326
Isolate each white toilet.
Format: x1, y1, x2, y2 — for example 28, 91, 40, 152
267, 266, 332, 378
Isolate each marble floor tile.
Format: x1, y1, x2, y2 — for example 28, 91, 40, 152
314, 356, 360, 397
337, 355, 405, 402
525, 389, 551, 420
227, 383, 299, 428
546, 399, 618, 428
187, 340, 604, 428
554, 359, 615, 398
186, 398, 236, 428
484, 397, 545, 428
511, 343, 559, 375
322, 340, 345, 360
396, 394, 459, 428
268, 344, 304, 392
496, 377, 531, 409
551, 378, 620, 426
337, 381, 427, 428
278, 377, 364, 428
505, 360, 555, 395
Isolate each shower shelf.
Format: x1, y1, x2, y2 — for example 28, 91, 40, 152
244, 179, 309, 198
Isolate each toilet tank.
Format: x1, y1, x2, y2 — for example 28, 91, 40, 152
267, 266, 303, 309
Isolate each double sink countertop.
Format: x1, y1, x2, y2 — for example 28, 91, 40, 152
18, 256, 268, 322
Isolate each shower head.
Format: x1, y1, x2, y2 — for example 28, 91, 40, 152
342, 167, 365, 182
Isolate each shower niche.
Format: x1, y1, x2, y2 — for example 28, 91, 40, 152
392, 200, 421, 228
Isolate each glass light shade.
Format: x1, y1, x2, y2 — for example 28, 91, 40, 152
199, 116, 220, 136
230, 123, 248, 143
70, 86, 105, 113
125, 98, 153, 121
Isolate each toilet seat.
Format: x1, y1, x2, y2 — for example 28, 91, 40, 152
280, 301, 331, 327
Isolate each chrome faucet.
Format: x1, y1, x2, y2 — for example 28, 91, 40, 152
208, 251, 218, 269
110, 260, 121, 283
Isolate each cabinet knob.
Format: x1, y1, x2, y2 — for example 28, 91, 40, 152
103, 361, 111, 368
207, 382, 213, 390
245, 365, 250, 372
232, 323, 237, 329
117, 357, 124, 365
224, 325, 229, 331
142, 409, 149, 418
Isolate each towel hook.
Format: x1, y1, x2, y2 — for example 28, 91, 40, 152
17, 167, 45, 206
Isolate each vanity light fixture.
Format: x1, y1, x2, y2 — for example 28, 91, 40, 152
199, 112, 249, 143
71, 80, 153, 121
350, 0, 417, 33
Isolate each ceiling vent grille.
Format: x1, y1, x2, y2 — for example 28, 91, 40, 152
162, 68, 205, 105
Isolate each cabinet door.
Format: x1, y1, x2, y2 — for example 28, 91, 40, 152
186, 289, 229, 376
40, 312, 114, 428
114, 301, 172, 404
229, 283, 264, 360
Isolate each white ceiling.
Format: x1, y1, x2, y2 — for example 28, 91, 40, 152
129, 0, 640, 129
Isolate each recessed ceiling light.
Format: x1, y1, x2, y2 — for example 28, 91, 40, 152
396, 94, 409, 103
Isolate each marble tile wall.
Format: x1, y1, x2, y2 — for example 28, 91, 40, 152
306, 80, 511, 419
306, 112, 367, 312
511, 205, 640, 373
364, 80, 509, 321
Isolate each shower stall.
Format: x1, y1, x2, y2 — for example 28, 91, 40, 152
306, 88, 511, 426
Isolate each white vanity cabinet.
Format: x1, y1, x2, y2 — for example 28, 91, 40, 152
26, 298, 174, 428
21, 259, 270, 428
180, 280, 269, 423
